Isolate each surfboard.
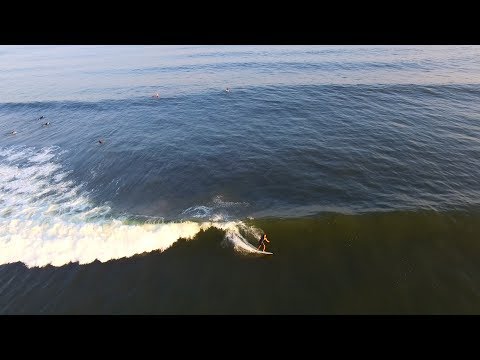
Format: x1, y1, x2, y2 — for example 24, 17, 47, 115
246, 242, 272, 255
258, 251, 273, 255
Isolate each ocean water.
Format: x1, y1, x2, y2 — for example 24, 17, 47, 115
1, 45, 480, 314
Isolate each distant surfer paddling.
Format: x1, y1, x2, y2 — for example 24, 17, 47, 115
257, 233, 270, 252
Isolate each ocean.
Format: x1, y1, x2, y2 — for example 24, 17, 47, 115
1, 45, 480, 314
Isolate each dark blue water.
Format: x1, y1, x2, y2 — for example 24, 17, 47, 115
1, 46, 480, 313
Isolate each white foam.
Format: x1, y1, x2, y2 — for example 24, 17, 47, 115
0, 146, 264, 268
28, 147, 56, 163
212, 195, 249, 208
0, 218, 264, 268
213, 221, 265, 254
181, 205, 213, 218
180, 195, 249, 221
0, 219, 205, 267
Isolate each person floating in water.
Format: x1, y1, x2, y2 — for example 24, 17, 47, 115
257, 233, 270, 252
98, 139, 104, 144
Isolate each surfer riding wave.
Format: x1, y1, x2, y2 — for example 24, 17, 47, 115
257, 233, 270, 252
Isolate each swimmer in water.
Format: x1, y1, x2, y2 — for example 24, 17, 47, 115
10, 130, 17, 135
152, 92, 160, 98
98, 139, 104, 144
225, 88, 230, 93
42, 122, 50, 127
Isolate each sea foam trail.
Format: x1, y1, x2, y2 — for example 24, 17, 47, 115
0, 219, 206, 267
0, 219, 263, 268
0, 146, 261, 268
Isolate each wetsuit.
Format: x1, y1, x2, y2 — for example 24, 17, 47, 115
258, 235, 265, 247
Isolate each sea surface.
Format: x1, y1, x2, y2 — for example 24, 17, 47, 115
1, 45, 480, 314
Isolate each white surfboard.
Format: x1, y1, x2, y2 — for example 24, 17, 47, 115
256, 250, 273, 255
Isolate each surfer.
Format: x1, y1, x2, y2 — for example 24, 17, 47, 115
257, 233, 270, 252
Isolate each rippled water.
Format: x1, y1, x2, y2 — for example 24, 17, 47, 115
1, 46, 480, 313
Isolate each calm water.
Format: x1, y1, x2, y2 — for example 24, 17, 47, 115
1, 45, 480, 314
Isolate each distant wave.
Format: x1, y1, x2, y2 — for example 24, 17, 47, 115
80, 59, 431, 76
1, 84, 480, 108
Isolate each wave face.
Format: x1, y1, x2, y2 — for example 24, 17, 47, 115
2, 209, 480, 314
